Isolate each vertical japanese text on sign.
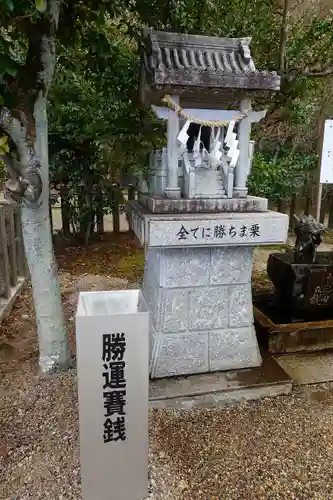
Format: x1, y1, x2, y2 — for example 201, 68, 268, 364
102, 333, 127, 443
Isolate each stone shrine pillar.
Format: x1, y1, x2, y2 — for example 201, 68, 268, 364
165, 95, 181, 199
234, 99, 252, 198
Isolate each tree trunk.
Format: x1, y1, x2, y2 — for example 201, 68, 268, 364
277, 199, 287, 213
112, 206, 120, 233
96, 207, 104, 234
21, 97, 69, 373
289, 193, 297, 229
0, 0, 69, 374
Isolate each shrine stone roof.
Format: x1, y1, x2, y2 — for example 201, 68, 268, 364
140, 30, 281, 107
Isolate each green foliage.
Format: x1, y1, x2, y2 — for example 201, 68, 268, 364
0, 135, 9, 154
117, 252, 145, 278
48, 18, 164, 239
287, 14, 333, 71
128, 0, 333, 202
35, 0, 46, 12
2, 0, 333, 213
247, 151, 317, 202
0, 135, 8, 184
0, 159, 6, 184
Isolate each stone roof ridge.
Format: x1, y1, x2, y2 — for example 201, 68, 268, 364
139, 28, 281, 104
143, 29, 278, 79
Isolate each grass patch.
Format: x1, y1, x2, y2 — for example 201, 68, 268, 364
261, 244, 291, 251
117, 251, 145, 280
252, 269, 273, 292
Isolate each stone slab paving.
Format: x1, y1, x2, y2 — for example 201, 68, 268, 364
150, 351, 292, 408
276, 351, 333, 385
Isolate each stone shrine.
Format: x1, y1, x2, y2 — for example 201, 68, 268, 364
130, 30, 289, 378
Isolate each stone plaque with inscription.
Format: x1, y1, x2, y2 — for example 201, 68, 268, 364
130, 207, 288, 249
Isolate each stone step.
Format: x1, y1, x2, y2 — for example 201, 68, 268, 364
149, 351, 293, 408
194, 190, 226, 196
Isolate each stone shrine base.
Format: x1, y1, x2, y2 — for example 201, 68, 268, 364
139, 193, 268, 214
145, 245, 262, 378
149, 351, 293, 408
129, 202, 289, 379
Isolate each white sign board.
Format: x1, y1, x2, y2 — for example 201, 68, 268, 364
76, 290, 149, 500
146, 212, 289, 248
320, 120, 333, 183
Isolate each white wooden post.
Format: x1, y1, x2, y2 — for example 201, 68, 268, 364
316, 183, 323, 221
164, 95, 181, 199
234, 99, 252, 198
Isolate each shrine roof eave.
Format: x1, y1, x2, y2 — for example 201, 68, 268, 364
140, 80, 280, 109
139, 29, 281, 108
152, 69, 280, 91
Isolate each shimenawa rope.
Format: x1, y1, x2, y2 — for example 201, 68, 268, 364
161, 95, 248, 127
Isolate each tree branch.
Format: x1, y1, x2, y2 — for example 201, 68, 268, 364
14, 0, 60, 115
278, 0, 290, 74
1, 154, 21, 179
39, 0, 60, 94
300, 68, 333, 78
0, 107, 42, 204
13, 9, 38, 22
284, 66, 333, 81
0, 107, 30, 164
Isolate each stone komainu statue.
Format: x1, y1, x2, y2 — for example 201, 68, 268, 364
293, 214, 326, 264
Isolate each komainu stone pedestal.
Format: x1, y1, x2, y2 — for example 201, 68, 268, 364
130, 202, 289, 379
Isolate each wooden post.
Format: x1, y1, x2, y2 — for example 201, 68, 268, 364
113, 208, 120, 233
14, 209, 27, 277
128, 185, 135, 202
289, 193, 297, 229
96, 207, 104, 235
313, 116, 325, 216
127, 185, 136, 233
112, 183, 120, 233
305, 193, 311, 215
316, 183, 323, 222
60, 184, 71, 236
4, 206, 18, 287
302, 182, 311, 215
277, 199, 287, 213
319, 185, 327, 223
0, 206, 11, 298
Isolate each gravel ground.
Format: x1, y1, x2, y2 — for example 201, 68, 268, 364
2, 362, 333, 499
2, 238, 333, 499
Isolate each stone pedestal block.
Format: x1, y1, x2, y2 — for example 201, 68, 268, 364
129, 202, 289, 378
145, 246, 261, 378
